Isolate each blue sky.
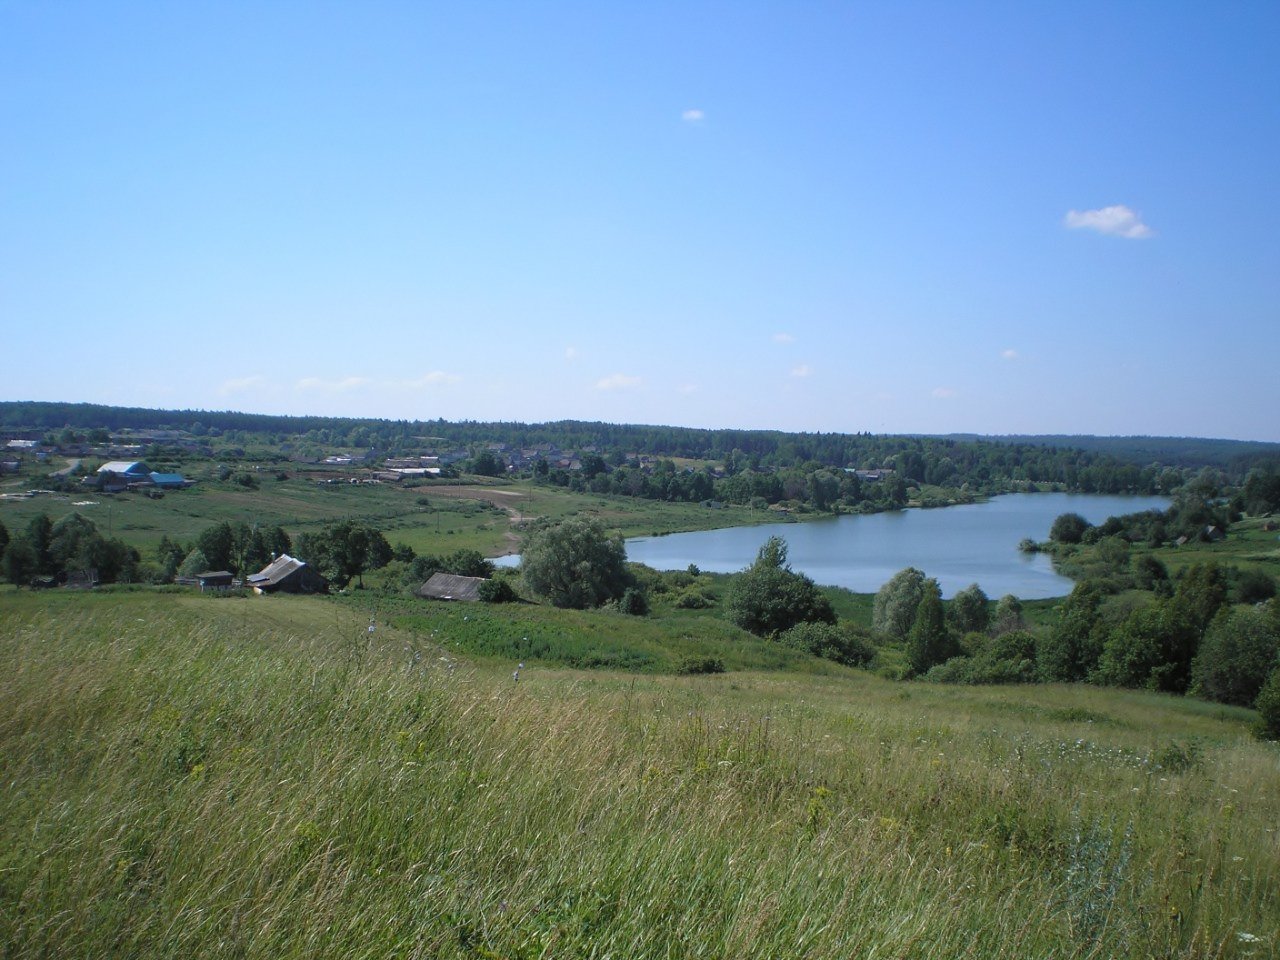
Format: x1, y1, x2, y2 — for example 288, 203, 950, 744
3, 2, 1277, 440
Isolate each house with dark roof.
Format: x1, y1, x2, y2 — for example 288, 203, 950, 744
196, 571, 235, 592
416, 572, 486, 602
245, 554, 329, 594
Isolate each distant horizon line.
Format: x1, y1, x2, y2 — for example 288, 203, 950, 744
3, 399, 1280, 448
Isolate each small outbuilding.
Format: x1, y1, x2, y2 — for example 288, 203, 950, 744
245, 554, 329, 595
65, 568, 99, 590
416, 572, 486, 602
196, 570, 235, 592
149, 472, 188, 489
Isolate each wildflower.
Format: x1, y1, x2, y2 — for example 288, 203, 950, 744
1238, 932, 1261, 943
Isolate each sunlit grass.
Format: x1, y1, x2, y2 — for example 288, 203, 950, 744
2, 589, 1277, 958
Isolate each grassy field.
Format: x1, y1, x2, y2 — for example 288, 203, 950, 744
2, 588, 1277, 958
1148, 516, 1280, 579
0, 471, 770, 560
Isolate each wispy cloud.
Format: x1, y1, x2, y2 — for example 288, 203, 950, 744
1001, 348, 1019, 361
791, 364, 812, 378
676, 383, 698, 395
772, 332, 795, 344
596, 373, 642, 390
681, 108, 705, 122
565, 346, 580, 362
218, 375, 266, 395
296, 376, 371, 392
1064, 204, 1153, 239
932, 386, 957, 399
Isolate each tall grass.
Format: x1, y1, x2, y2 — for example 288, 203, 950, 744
2, 590, 1277, 958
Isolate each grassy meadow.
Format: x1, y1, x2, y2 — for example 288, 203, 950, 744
0, 471, 769, 559
3, 588, 1277, 958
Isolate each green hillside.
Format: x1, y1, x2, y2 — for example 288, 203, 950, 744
3, 589, 1276, 958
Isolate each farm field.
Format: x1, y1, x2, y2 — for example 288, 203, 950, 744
2, 588, 1276, 958
0, 469, 769, 560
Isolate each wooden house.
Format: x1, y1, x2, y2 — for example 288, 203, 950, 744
416, 572, 486, 602
245, 554, 329, 594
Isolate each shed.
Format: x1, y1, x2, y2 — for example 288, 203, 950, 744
196, 570, 235, 592
245, 554, 329, 594
65, 568, 99, 590
416, 572, 486, 602
150, 472, 187, 488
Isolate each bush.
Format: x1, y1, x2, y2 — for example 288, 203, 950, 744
677, 655, 726, 675
616, 587, 649, 616
778, 622, 876, 667
925, 630, 1037, 685
674, 588, 716, 609
1253, 665, 1280, 738
477, 578, 517, 603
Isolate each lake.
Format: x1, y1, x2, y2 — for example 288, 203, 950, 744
553, 493, 1169, 599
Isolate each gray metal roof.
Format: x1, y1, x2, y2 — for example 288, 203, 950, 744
416, 572, 486, 601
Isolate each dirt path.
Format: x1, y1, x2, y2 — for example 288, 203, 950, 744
50, 457, 81, 478
419, 485, 535, 553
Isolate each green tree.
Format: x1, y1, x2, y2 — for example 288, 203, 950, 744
156, 535, 187, 580
2, 537, 37, 586
1050, 512, 1092, 545
906, 578, 955, 676
1192, 606, 1280, 706
520, 518, 629, 609
444, 549, 494, 579
304, 521, 387, 588
872, 567, 927, 640
469, 450, 505, 477
1038, 581, 1106, 682
947, 583, 990, 635
1095, 600, 1198, 692
991, 594, 1025, 636
724, 537, 835, 637
177, 548, 211, 579
195, 522, 235, 573
49, 513, 105, 574
26, 514, 54, 575
0, 519, 9, 558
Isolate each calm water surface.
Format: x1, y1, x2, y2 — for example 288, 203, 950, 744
621, 493, 1170, 599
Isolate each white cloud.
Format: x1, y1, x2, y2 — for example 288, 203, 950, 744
772, 333, 795, 344
681, 108, 705, 122
1064, 204, 1153, 239
676, 383, 698, 395
218, 375, 266, 395
1001, 348, 1019, 361
791, 364, 812, 378
565, 346, 580, 362
932, 386, 957, 399
595, 373, 642, 390
296, 376, 370, 392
